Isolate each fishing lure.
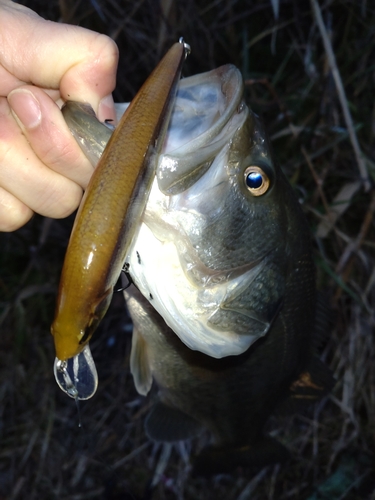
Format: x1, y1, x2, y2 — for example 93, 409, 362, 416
51, 39, 190, 400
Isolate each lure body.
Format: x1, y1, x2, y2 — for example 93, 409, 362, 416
51, 41, 188, 361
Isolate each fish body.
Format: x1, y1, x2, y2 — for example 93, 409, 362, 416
51, 41, 188, 361
63, 64, 333, 472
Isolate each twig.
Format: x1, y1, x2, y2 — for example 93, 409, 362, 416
310, 0, 370, 191
301, 146, 331, 216
336, 192, 375, 275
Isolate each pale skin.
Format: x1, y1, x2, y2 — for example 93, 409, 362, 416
0, 1, 119, 231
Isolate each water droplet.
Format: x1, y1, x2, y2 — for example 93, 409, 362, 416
54, 344, 98, 400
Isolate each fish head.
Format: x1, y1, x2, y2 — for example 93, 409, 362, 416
127, 65, 308, 358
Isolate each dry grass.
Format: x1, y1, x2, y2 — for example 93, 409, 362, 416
1, 0, 374, 498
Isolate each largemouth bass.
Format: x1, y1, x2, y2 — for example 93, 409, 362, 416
63, 64, 333, 472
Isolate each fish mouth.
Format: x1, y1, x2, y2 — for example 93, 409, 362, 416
156, 64, 244, 195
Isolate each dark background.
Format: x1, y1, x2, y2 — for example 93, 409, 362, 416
0, 1, 374, 498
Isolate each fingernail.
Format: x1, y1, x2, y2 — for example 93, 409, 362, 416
98, 93, 116, 123
8, 89, 42, 129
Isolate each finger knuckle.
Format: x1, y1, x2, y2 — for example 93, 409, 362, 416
93, 34, 119, 71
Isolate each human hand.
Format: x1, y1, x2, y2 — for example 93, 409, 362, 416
0, 0, 119, 231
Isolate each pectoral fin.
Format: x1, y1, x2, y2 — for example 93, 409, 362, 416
145, 401, 202, 442
130, 326, 153, 396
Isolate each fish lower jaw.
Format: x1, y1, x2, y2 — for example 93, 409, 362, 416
126, 222, 260, 359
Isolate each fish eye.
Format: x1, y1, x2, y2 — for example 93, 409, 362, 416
244, 166, 270, 196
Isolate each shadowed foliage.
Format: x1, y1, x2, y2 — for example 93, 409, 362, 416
0, 0, 374, 498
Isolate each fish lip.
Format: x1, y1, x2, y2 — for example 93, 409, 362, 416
156, 65, 244, 195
